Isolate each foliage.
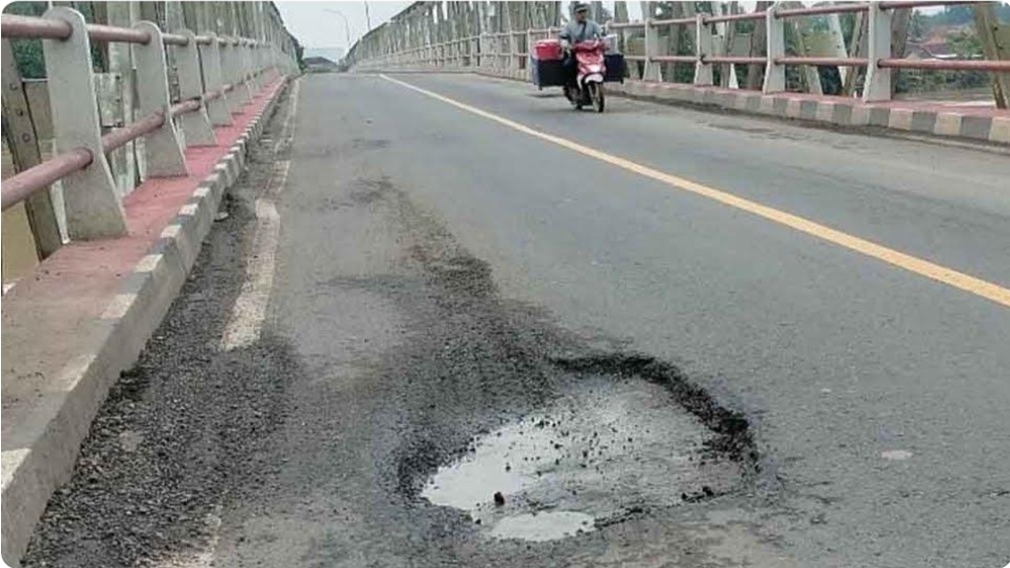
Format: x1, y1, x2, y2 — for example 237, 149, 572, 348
3, 1, 108, 77
929, 5, 1010, 27
4, 1, 47, 79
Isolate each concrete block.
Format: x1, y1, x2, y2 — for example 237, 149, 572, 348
909, 111, 937, 134
867, 107, 891, 127
961, 115, 994, 141
814, 101, 836, 123
799, 100, 818, 121
989, 116, 1010, 145
831, 103, 854, 126
888, 108, 914, 130
714, 91, 736, 109
733, 93, 754, 112
850, 105, 871, 126
933, 113, 963, 137
773, 97, 789, 117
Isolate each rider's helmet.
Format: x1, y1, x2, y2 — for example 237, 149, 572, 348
573, 2, 590, 15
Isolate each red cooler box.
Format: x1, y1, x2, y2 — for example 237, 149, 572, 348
533, 39, 562, 61
531, 39, 565, 88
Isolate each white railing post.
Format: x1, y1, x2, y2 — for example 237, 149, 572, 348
643, 19, 662, 81
200, 32, 232, 126
227, 38, 251, 111
173, 30, 216, 146
41, 7, 127, 239
763, 5, 786, 93
694, 14, 713, 86
132, 20, 187, 177
242, 39, 259, 92
508, 31, 517, 70
527, 29, 534, 80
863, 3, 892, 102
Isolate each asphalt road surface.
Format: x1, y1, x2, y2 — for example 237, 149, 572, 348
24, 74, 1010, 568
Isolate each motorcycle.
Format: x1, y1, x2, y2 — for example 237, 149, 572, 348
563, 39, 606, 113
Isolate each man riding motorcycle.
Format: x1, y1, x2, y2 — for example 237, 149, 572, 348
558, 3, 603, 90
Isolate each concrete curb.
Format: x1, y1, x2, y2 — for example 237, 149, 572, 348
0, 78, 289, 567
373, 66, 1008, 147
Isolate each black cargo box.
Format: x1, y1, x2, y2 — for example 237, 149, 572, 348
604, 53, 626, 83
531, 58, 566, 88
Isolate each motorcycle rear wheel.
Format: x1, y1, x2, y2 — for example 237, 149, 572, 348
589, 83, 605, 113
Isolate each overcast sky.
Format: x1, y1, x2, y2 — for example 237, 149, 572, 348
276, 2, 411, 49
276, 1, 959, 50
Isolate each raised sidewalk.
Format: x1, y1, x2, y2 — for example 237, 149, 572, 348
1, 74, 289, 566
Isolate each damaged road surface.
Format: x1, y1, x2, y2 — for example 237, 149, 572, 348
23, 73, 1010, 568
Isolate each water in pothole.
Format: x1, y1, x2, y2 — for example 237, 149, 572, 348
422, 374, 740, 541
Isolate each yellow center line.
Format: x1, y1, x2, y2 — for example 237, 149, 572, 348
380, 74, 1010, 310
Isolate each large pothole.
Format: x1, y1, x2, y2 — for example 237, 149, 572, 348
422, 361, 752, 542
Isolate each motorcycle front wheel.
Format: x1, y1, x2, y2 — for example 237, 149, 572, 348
589, 82, 605, 113
564, 86, 581, 110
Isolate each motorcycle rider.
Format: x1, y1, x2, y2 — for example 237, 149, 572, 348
558, 3, 603, 91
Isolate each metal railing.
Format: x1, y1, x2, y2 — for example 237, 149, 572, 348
354, 1, 1009, 104
1, 7, 299, 241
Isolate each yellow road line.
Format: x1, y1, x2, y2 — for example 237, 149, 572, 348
380, 74, 1010, 310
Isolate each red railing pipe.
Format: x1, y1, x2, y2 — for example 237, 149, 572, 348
877, 58, 1010, 72
651, 17, 696, 26
704, 12, 767, 24
651, 55, 699, 63
702, 55, 767, 65
879, 0, 980, 9
776, 57, 869, 67
169, 99, 202, 117
1, 148, 92, 211
606, 21, 645, 29
86, 23, 150, 44
0, 14, 72, 40
775, 4, 869, 18
161, 32, 189, 46
101, 112, 165, 154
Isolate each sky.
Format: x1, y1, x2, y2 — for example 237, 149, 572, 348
276, 1, 411, 50
276, 0, 961, 52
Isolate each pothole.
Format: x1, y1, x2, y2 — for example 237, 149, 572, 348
422, 365, 750, 542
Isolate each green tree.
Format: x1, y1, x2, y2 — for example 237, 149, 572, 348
4, 1, 47, 78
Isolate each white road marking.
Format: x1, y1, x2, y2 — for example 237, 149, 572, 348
220, 80, 300, 352
219, 161, 289, 351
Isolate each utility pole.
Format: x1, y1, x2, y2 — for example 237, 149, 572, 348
364, 2, 372, 31
324, 8, 352, 49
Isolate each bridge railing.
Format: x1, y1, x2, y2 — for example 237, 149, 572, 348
1, 6, 299, 242
353, 1, 1009, 104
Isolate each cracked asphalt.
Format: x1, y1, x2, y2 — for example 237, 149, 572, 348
22, 73, 1010, 568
